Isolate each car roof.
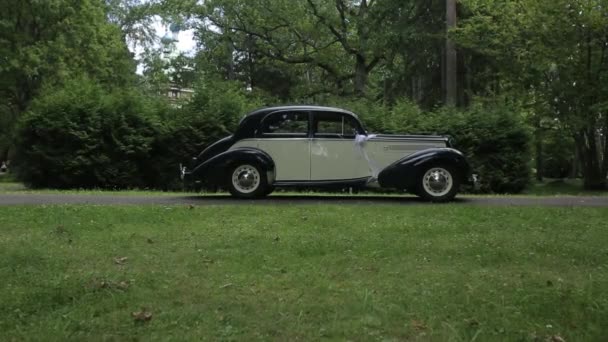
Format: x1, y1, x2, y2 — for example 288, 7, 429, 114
245, 105, 358, 119
234, 105, 362, 139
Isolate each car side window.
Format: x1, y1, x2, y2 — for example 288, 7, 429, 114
314, 112, 359, 139
260, 111, 309, 136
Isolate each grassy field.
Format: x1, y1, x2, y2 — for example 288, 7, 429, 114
1, 204, 607, 341
1, 178, 607, 197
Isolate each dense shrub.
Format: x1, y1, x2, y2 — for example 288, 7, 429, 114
15, 76, 530, 193
144, 79, 266, 190
14, 76, 266, 190
326, 98, 532, 193
425, 103, 532, 193
14, 77, 163, 189
541, 127, 576, 179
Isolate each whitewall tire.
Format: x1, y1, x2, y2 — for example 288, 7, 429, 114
228, 163, 269, 198
416, 165, 460, 202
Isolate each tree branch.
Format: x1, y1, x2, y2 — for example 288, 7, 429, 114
365, 55, 383, 73
306, 0, 358, 55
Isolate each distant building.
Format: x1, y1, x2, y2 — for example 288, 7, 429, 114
166, 84, 194, 101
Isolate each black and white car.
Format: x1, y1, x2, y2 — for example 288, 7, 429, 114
181, 106, 474, 202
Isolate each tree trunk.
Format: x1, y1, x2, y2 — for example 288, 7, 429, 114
576, 130, 607, 190
354, 55, 368, 96
445, 0, 457, 106
535, 124, 543, 181
569, 145, 579, 178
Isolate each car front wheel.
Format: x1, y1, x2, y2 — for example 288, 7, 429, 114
416, 165, 460, 202
228, 163, 268, 198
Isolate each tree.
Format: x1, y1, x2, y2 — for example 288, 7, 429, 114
455, 0, 608, 189
199, 0, 406, 97
445, 0, 457, 106
140, 49, 196, 94
0, 0, 137, 159
105, 0, 159, 49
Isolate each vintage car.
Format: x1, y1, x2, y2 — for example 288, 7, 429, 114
181, 105, 474, 201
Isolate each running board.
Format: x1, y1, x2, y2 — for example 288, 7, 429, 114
273, 177, 371, 188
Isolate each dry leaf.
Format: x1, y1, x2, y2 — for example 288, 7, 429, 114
117, 281, 130, 290
114, 257, 128, 265
411, 320, 427, 331
89, 278, 129, 291
466, 318, 480, 327
132, 309, 153, 323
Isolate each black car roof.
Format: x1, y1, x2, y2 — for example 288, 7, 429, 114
245, 105, 358, 119
234, 105, 361, 139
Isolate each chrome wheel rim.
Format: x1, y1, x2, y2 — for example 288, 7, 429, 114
422, 167, 453, 197
232, 165, 260, 194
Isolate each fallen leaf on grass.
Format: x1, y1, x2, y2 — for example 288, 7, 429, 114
411, 320, 427, 331
546, 335, 565, 342
88, 278, 130, 291
53, 225, 67, 235
114, 257, 128, 265
117, 281, 130, 290
132, 309, 153, 323
466, 318, 480, 327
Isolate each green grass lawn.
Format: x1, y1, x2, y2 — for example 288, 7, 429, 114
1, 205, 607, 341
2, 178, 607, 198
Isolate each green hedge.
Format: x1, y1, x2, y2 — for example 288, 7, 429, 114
328, 98, 532, 193
149, 80, 264, 190
14, 77, 263, 190
15, 78, 531, 193
14, 78, 163, 189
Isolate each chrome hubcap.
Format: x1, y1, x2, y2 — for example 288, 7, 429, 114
423, 167, 453, 197
232, 165, 260, 193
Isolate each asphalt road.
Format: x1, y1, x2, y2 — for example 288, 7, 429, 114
0, 193, 607, 207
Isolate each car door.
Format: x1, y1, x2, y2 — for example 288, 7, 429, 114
310, 111, 370, 181
256, 110, 311, 181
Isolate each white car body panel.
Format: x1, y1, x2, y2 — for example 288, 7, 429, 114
310, 139, 369, 180
231, 138, 311, 181
232, 137, 446, 181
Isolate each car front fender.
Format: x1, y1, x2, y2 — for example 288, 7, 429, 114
189, 148, 275, 185
377, 148, 471, 190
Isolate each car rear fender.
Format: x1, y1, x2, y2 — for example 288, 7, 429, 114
377, 148, 470, 190
190, 148, 275, 185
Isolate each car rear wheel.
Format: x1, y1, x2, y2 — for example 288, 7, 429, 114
416, 165, 460, 202
228, 163, 268, 198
